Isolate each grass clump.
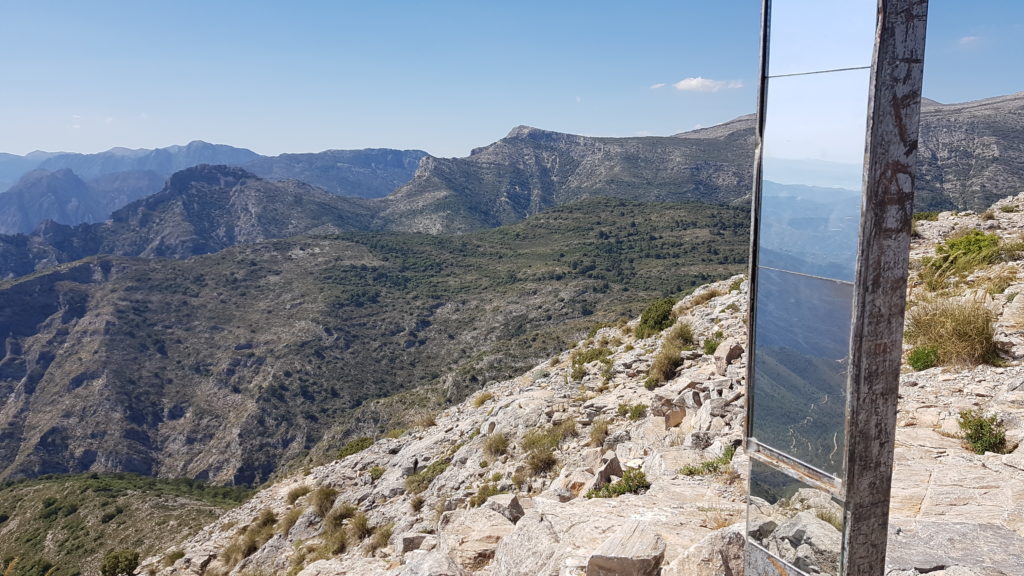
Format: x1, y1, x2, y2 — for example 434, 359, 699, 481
729, 277, 743, 292
1000, 204, 1019, 213
635, 298, 676, 338
277, 506, 303, 535
702, 330, 725, 355
223, 509, 277, 568
649, 340, 684, 384
409, 495, 425, 513
286, 485, 311, 505
368, 466, 385, 482
338, 437, 373, 459
680, 445, 736, 476
570, 347, 612, 381
919, 230, 1011, 290
348, 511, 371, 540
689, 288, 724, 308
907, 345, 940, 371
468, 483, 501, 507
589, 417, 610, 447
472, 391, 494, 407
368, 522, 394, 553
585, 469, 650, 498
617, 403, 647, 420
913, 211, 940, 222
483, 433, 509, 458
310, 486, 338, 518
905, 299, 997, 367
415, 413, 438, 428
405, 457, 451, 494
958, 409, 1008, 454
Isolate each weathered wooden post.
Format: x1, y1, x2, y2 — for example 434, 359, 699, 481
744, 1, 928, 575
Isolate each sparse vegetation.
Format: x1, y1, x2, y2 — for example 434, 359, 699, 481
617, 403, 647, 420
416, 413, 438, 428
815, 508, 844, 531
1000, 204, 1019, 213
649, 337, 685, 384
635, 298, 676, 338
689, 287, 724, 308
729, 277, 743, 292
405, 455, 452, 494
958, 409, 1008, 454
368, 522, 394, 553
468, 483, 501, 507
278, 507, 303, 535
348, 511, 371, 540
483, 433, 509, 458
338, 437, 374, 459
409, 495, 425, 513
913, 211, 940, 222
100, 550, 139, 576
585, 469, 650, 498
919, 229, 1023, 290
905, 299, 997, 366
163, 550, 185, 567
680, 445, 736, 476
223, 509, 277, 568
526, 448, 558, 476
570, 347, 612, 381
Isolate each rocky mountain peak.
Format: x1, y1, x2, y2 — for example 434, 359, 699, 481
164, 163, 257, 194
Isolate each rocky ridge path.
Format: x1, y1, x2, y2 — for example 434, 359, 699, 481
147, 196, 1024, 576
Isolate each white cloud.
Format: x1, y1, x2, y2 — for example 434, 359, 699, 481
672, 77, 743, 92
959, 35, 979, 45
649, 83, 667, 90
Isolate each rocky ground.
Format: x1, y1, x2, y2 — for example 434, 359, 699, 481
143, 197, 1024, 576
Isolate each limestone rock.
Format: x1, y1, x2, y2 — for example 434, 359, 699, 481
713, 339, 744, 376
398, 550, 467, 576
483, 493, 525, 524
438, 507, 514, 571
586, 520, 666, 576
663, 522, 744, 576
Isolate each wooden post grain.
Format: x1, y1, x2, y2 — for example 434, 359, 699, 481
843, 1, 929, 574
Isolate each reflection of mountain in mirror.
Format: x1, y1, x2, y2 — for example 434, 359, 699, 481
758, 181, 861, 282
751, 267, 851, 475
748, 460, 844, 575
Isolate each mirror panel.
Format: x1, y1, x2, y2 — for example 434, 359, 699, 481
768, 0, 876, 76
747, 459, 845, 575
750, 267, 852, 476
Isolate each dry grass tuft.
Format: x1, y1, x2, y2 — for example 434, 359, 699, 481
905, 298, 997, 367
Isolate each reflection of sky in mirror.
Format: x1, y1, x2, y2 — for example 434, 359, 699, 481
768, 0, 876, 76
762, 69, 871, 165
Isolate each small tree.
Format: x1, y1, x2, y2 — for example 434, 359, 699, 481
101, 550, 140, 576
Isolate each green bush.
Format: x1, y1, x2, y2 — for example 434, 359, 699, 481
703, 330, 725, 355
526, 448, 558, 476
907, 346, 939, 371
338, 437, 374, 459
635, 298, 676, 338
468, 483, 501, 507
585, 469, 650, 498
570, 347, 612, 381
958, 409, 1008, 454
405, 457, 451, 494
100, 550, 140, 576
912, 211, 940, 221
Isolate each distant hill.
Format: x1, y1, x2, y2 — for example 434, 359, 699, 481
37, 140, 261, 181
0, 165, 373, 278
0, 168, 164, 234
243, 148, 428, 198
375, 122, 756, 232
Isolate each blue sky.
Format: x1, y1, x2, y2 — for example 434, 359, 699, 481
0, 1, 1021, 157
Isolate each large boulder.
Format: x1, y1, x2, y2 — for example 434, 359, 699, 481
586, 520, 666, 576
663, 522, 744, 576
